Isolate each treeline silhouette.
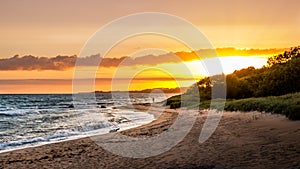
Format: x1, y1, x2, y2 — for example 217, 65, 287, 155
166, 46, 300, 120
195, 46, 300, 99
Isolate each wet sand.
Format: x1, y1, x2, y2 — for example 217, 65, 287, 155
0, 105, 299, 169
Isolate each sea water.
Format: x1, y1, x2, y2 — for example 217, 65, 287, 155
0, 93, 173, 152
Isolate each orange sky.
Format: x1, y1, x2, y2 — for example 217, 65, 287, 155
0, 0, 299, 93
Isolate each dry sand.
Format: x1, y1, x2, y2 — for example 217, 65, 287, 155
0, 105, 299, 169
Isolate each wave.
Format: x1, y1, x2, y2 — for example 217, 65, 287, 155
0, 120, 114, 151
0, 94, 161, 153
0, 111, 153, 152
0, 131, 79, 151
0, 109, 40, 117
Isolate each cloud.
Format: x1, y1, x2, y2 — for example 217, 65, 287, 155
76, 53, 185, 67
0, 54, 76, 71
0, 48, 287, 71
116, 53, 182, 67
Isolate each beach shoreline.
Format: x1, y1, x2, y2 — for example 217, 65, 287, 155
0, 104, 158, 154
0, 104, 299, 168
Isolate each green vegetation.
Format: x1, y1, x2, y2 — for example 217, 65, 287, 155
224, 93, 300, 120
166, 93, 300, 121
166, 46, 300, 120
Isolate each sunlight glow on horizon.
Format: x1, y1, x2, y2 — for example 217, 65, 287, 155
190, 56, 268, 75
0, 55, 269, 93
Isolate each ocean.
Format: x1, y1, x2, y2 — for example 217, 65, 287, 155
0, 93, 173, 153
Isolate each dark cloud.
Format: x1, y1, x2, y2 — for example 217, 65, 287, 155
76, 54, 127, 67
0, 48, 286, 71
0, 53, 184, 70
117, 53, 182, 67
0, 54, 76, 71
76, 53, 183, 67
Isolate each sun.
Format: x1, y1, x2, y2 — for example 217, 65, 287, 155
185, 56, 268, 75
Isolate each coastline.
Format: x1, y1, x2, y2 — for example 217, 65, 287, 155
0, 104, 157, 154
0, 105, 299, 168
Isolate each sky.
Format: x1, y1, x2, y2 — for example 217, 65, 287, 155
0, 0, 299, 93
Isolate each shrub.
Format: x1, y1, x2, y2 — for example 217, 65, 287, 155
286, 105, 300, 120
170, 101, 181, 109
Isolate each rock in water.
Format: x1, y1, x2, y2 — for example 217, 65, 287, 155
68, 104, 74, 108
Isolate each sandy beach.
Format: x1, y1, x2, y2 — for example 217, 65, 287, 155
0, 105, 299, 169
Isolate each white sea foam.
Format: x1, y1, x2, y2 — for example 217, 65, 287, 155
0, 93, 169, 153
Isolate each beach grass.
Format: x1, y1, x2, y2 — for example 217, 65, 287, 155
166, 92, 300, 120
225, 93, 300, 120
